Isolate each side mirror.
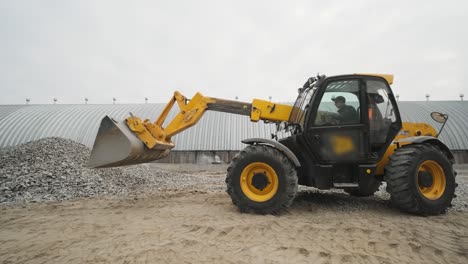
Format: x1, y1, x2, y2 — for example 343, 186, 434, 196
430, 112, 448, 138
430, 112, 448, 123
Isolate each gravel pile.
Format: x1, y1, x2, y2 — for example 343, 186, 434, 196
0, 138, 185, 204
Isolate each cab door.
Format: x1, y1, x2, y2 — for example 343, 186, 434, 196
365, 78, 402, 161
303, 77, 369, 163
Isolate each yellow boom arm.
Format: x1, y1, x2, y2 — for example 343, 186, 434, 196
126, 91, 293, 150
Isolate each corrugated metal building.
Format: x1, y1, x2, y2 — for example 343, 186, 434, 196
0, 101, 467, 163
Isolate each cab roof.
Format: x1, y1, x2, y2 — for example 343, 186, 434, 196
355, 73, 394, 85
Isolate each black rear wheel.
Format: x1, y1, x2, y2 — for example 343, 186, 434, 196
226, 145, 298, 214
385, 144, 456, 215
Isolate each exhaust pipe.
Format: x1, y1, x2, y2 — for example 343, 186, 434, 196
87, 116, 174, 168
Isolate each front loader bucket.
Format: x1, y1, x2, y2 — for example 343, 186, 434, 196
88, 116, 173, 168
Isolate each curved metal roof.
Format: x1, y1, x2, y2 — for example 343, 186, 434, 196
0, 105, 28, 121
0, 104, 277, 151
0, 101, 467, 150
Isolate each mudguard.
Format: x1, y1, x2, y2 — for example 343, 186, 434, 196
241, 138, 301, 167
395, 136, 455, 162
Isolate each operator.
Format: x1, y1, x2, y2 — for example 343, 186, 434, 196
368, 94, 386, 143
331, 96, 358, 125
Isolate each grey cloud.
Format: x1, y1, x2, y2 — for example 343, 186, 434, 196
0, 0, 467, 105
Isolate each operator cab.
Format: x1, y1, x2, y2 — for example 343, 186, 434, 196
280, 74, 402, 189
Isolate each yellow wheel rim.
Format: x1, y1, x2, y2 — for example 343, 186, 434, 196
417, 160, 446, 200
240, 162, 278, 202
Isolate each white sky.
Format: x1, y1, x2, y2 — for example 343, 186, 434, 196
1, 0, 467, 104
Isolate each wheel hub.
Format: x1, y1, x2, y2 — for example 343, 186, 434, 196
417, 160, 446, 200
251, 173, 270, 191
418, 171, 433, 188
239, 162, 279, 202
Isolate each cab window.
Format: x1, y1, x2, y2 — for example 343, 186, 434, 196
366, 80, 397, 144
313, 80, 361, 126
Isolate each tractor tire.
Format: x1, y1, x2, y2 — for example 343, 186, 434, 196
385, 144, 456, 215
226, 145, 298, 214
344, 179, 381, 197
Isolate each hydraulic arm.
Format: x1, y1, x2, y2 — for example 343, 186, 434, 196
88, 91, 292, 168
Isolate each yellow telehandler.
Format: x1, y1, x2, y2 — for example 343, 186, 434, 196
88, 74, 456, 215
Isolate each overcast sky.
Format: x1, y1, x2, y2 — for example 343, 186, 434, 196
1, 0, 467, 104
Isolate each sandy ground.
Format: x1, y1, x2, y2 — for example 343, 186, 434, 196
1, 165, 467, 264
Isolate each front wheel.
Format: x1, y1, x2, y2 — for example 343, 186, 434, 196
385, 144, 456, 215
226, 145, 298, 214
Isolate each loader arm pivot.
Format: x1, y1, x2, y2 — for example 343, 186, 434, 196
88, 91, 292, 168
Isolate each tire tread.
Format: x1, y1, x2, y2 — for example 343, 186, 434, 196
385, 143, 456, 215
226, 145, 298, 214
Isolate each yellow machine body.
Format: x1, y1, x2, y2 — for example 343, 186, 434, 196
87, 73, 456, 216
